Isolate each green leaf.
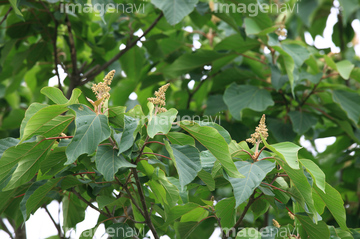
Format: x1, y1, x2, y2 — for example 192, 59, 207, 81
2, 140, 54, 191
312, 183, 348, 231
9, 0, 23, 18
174, 221, 200, 239
20, 103, 48, 139
41, 87, 81, 105
250, 197, 269, 220
20, 178, 61, 220
275, 159, 317, 222
244, 18, 262, 35
20, 105, 69, 143
300, 159, 325, 193
0, 137, 19, 158
227, 160, 275, 208
107, 223, 136, 239
236, 228, 261, 239
95, 145, 136, 181
288, 111, 317, 135
119, 46, 143, 82
264, 141, 302, 169
272, 45, 296, 94
196, 121, 231, 144
40, 147, 67, 176
223, 83, 274, 120
215, 197, 236, 228
332, 90, 360, 125
147, 108, 178, 138
116, 115, 140, 155
197, 170, 215, 191
180, 121, 243, 179
165, 142, 201, 190
282, 43, 311, 68
151, 0, 199, 25
214, 34, 260, 53
164, 203, 200, 226
62, 192, 86, 231
162, 50, 233, 78
199, 150, 217, 174
336, 60, 355, 79
295, 214, 330, 239
166, 132, 195, 146
65, 104, 111, 164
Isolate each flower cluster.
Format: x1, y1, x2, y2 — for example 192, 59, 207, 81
91, 70, 115, 101
148, 83, 170, 113
246, 114, 268, 145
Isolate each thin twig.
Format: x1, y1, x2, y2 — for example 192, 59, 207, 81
65, 14, 78, 78
142, 152, 172, 160
44, 206, 62, 238
222, 191, 258, 239
145, 141, 165, 146
80, 12, 164, 85
39, 1, 62, 92
71, 188, 111, 218
0, 7, 12, 26
0, 217, 14, 239
131, 168, 159, 239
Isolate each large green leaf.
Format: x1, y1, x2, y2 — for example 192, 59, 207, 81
165, 142, 201, 190
300, 159, 325, 193
215, 197, 236, 228
199, 150, 217, 174
1, 140, 55, 191
95, 145, 136, 181
62, 192, 86, 231
180, 121, 243, 179
19, 103, 48, 139
263, 140, 302, 170
20, 178, 61, 220
116, 115, 140, 155
0, 137, 19, 158
227, 160, 275, 208
276, 159, 317, 222
214, 34, 260, 53
312, 183, 348, 231
41, 87, 81, 105
295, 215, 330, 239
65, 104, 111, 164
332, 90, 360, 125
271, 45, 295, 94
147, 108, 178, 138
166, 132, 195, 146
119, 46, 143, 82
164, 203, 200, 226
223, 83, 274, 120
335, 60, 355, 79
288, 111, 317, 135
20, 105, 69, 143
151, 0, 199, 25
9, 0, 23, 18
282, 43, 311, 68
162, 50, 233, 78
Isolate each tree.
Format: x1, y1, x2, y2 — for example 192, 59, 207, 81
0, 0, 360, 238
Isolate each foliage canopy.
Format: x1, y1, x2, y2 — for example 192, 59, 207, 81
0, 0, 360, 238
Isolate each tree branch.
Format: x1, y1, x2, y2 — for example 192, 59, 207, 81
44, 205, 63, 239
80, 12, 164, 85
0, 7, 12, 26
0, 217, 14, 239
131, 168, 159, 239
222, 191, 258, 239
71, 188, 111, 218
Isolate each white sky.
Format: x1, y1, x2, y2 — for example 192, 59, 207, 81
3, 2, 360, 239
